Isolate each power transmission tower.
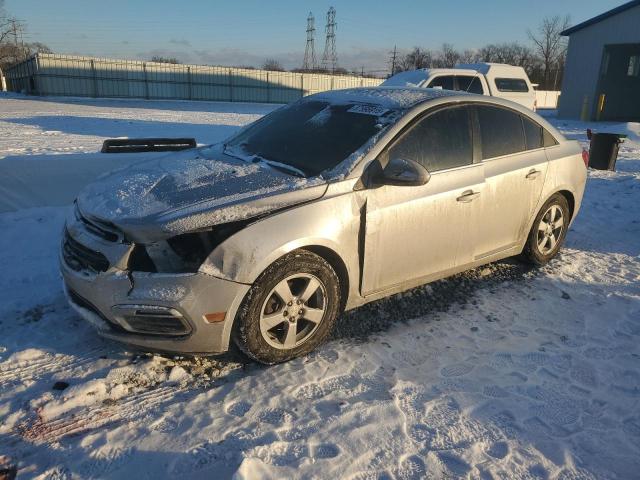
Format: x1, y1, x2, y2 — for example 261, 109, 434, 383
389, 45, 398, 76
321, 7, 337, 73
302, 12, 316, 71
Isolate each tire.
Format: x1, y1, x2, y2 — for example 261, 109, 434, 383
520, 193, 570, 266
232, 250, 341, 364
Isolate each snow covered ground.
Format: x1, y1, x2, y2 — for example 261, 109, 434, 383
0, 94, 639, 479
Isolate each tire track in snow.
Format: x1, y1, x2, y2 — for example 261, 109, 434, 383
0, 347, 107, 386
17, 384, 183, 444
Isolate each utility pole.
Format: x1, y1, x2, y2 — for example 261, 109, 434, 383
389, 45, 398, 76
9, 18, 26, 61
302, 12, 316, 71
321, 7, 338, 73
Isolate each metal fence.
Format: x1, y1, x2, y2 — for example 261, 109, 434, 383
4, 53, 383, 103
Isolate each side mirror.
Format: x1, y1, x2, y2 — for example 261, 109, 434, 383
377, 157, 431, 187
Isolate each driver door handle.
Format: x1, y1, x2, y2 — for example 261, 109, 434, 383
526, 169, 541, 180
456, 190, 481, 203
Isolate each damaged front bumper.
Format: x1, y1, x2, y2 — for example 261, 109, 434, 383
60, 208, 250, 354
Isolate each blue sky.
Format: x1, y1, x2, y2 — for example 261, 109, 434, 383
5, 0, 624, 73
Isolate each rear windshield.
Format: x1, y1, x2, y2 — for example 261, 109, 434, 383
494, 78, 529, 92
225, 100, 395, 176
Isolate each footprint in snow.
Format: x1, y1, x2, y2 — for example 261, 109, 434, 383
391, 350, 429, 367
395, 454, 426, 480
406, 423, 434, 452
150, 415, 180, 432
76, 447, 133, 478
569, 363, 598, 388
225, 400, 252, 417
346, 471, 393, 480
483, 385, 509, 398
311, 443, 341, 459
486, 441, 510, 459
622, 417, 640, 437
251, 441, 309, 467
436, 452, 471, 477
440, 363, 474, 377
256, 407, 295, 425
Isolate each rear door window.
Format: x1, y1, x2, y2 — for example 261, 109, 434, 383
494, 78, 529, 92
521, 116, 543, 150
388, 106, 473, 172
543, 129, 558, 147
477, 105, 526, 159
427, 75, 454, 91
456, 76, 484, 94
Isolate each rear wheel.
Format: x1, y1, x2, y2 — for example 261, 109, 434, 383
521, 193, 570, 265
232, 250, 341, 364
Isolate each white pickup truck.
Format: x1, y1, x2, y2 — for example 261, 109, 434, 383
382, 62, 537, 110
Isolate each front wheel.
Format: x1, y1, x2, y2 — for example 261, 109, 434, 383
232, 250, 341, 364
520, 193, 570, 265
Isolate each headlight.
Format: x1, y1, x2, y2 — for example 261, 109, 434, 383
127, 222, 248, 273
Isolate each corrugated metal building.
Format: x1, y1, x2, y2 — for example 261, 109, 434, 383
558, 0, 640, 121
4, 54, 382, 104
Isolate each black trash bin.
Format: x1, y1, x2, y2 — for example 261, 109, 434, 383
588, 133, 624, 171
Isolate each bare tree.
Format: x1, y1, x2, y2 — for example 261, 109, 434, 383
459, 49, 480, 64
478, 43, 538, 72
399, 47, 432, 71
1, 2, 51, 69
433, 43, 460, 68
528, 15, 570, 89
262, 58, 284, 71
151, 56, 180, 64
26, 42, 51, 55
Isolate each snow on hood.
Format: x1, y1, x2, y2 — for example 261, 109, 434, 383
77, 145, 326, 242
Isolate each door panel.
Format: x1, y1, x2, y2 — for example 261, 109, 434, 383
597, 44, 640, 122
475, 149, 547, 259
362, 164, 484, 295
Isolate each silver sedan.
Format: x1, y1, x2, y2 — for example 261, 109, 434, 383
61, 87, 587, 363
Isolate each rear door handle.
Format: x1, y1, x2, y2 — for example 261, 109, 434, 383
526, 169, 541, 180
456, 190, 481, 203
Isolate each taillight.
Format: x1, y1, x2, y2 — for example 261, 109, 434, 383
582, 149, 590, 168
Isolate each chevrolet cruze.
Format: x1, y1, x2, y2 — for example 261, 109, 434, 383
61, 87, 587, 363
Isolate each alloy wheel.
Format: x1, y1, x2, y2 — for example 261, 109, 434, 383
259, 274, 327, 350
536, 204, 564, 255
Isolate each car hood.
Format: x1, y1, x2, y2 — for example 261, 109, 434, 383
76, 145, 327, 243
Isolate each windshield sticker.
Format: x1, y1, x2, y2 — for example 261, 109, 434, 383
348, 104, 389, 116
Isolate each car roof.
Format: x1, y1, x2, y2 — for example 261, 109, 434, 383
306, 87, 564, 142
311, 86, 466, 110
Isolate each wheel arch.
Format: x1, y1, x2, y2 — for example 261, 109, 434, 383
520, 187, 576, 253
300, 245, 350, 313
556, 189, 575, 221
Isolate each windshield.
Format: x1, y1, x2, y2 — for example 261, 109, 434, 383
225, 100, 396, 177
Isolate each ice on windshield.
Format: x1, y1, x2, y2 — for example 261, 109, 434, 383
225, 99, 402, 177
305, 106, 332, 127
